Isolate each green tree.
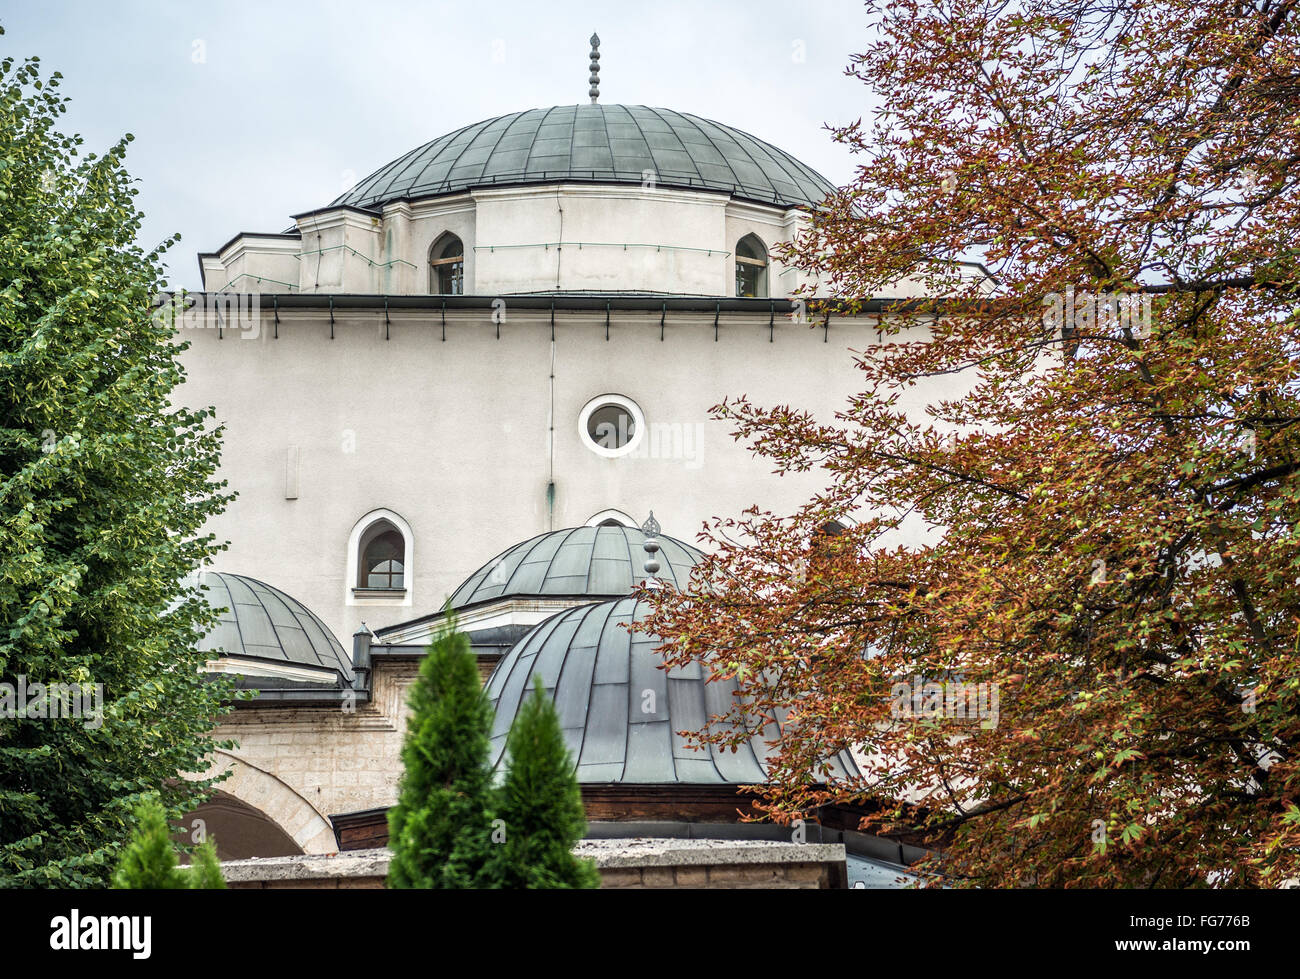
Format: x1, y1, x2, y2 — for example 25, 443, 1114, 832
484, 676, 599, 889
110, 798, 186, 890
0, 26, 236, 887
186, 838, 226, 890
111, 796, 226, 889
387, 617, 496, 888
644, 0, 1300, 887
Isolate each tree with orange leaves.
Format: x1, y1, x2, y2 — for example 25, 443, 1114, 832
643, 0, 1300, 887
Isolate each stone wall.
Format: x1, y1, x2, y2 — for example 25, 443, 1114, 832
582, 839, 846, 889
221, 839, 848, 889
195, 660, 418, 853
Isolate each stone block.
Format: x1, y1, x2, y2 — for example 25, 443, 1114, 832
783, 863, 828, 884
673, 867, 709, 887
599, 867, 644, 888
641, 867, 676, 888
707, 863, 782, 885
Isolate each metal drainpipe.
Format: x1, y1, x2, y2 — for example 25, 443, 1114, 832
555, 188, 564, 290
546, 334, 556, 531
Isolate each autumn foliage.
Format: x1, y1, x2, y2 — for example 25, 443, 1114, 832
643, 0, 1300, 887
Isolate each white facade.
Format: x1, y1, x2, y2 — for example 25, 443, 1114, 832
199, 183, 831, 298
183, 106, 963, 646
178, 302, 918, 645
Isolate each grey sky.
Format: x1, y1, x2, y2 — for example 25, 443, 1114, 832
2, 0, 877, 289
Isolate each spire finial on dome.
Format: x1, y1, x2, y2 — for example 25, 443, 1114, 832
642, 511, 662, 588
588, 33, 601, 104
641, 511, 660, 538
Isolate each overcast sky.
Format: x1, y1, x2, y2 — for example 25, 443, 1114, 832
2, 0, 878, 288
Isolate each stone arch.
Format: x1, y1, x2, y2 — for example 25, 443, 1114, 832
185, 750, 336, 856
179, 790, 303, 862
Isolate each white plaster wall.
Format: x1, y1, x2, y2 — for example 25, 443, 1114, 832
205, 184, 825, 299
212, 239, 301, 294
470, 184, 731, 295
176, 308, 932, 646
295, 210, 384, 293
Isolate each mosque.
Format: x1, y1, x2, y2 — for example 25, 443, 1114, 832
177, 36, 955, 886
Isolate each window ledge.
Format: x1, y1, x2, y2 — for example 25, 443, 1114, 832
351, 587, 407, 600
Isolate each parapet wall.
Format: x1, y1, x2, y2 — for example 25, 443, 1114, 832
221, 839, 848, 889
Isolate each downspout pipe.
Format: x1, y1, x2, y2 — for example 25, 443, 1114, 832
351, 626, 373, 696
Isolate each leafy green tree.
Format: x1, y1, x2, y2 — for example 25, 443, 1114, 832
484, 676, 599, 889
110, 798, 186, 889
186, 838, 226, 890
0, 25, 236, 887
110, 796, 226, 889
387, 618, 496, 888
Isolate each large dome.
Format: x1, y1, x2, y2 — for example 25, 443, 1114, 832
331, 104, 837, 212
484, 596, 860, 784
449, 524, 702, 610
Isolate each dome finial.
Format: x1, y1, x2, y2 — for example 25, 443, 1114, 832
642, 511, 662, 588
588, 32, 601, 104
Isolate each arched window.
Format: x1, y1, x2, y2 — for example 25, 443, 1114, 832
429, 233, 464, 295
735, 234, 768, 298
346, 509, 414, 606
357, 520, 405, 590
586, 509, 638, 528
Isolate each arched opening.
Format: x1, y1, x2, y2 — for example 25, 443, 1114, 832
735, 234, 768, 298
586, 509, 638, 528
357, 519, 405, 591
183, 750, 337, 857
345, 509, 415, 608
177, 791, 304, 862
429, 232, 464, 295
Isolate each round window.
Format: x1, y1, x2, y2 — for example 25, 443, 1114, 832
578, 394, 645, 458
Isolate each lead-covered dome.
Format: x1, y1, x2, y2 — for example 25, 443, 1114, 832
331, 104, 837, 212
449, 524, 702, 610
193, 572, 352, 683
485, 596, 860, 784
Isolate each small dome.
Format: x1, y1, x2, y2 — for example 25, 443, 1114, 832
450, 525, 702, 610
331, 105, 837, 212
484, 596, 860, 785
194, 572, 351, 682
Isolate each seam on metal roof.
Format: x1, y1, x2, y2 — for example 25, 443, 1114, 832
522, 104, 562, 174
566, 600, 619, 772
246, 577, 325, 671
214, 573, 245, 661
242, 573, 349, 675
